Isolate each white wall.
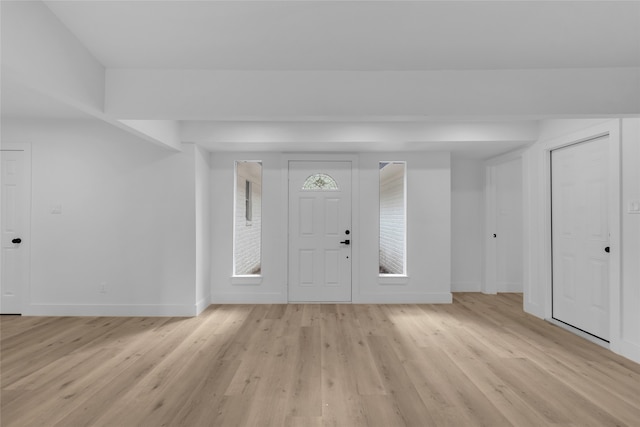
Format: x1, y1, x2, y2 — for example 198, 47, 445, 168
359, 152, 451, 303
210, 152, 451, 303
1, 119, 199, 316
523, 118, 640, 363
379, 163, 405, 275
210, 153, 286, 302
620, 118, 640, 362
194, 144, 211, 313
451, 157, 484, 292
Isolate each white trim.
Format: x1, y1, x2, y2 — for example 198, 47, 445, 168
546, 318, 610, 349
232, 160, 263, 276
483, 149, 525, 295
230, 275, 263, 285
497, 282, 524, 293
195, 295, 211, 315
23, 303, 198, 317
211, 292, 286, 304
530, 120, 623, 353
282, 153, 359, 303
379, 275, 410, 286
378, 160, 407, 276
0, 142, 32, 316
483, 164, 497, 294
485, 147, 528, 166
451, 281, 482, 292
607, 123, 622, 353
615, 340, 640, 364
355, 292, 452, 304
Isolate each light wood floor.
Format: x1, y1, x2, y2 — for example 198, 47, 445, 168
2, 293, 640, 426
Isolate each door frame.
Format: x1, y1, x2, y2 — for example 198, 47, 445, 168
549, 135, 612, 342
533, 121, 621, 347
1, 142, 32, 315
484, 149, 526, 295
281, 153, 359, 302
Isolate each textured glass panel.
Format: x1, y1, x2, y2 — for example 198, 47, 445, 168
302, 173, 339, 190
234, 161, 262, 275
379, 161, 406, 275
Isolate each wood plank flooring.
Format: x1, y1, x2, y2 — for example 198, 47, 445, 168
2, 293, 639, 426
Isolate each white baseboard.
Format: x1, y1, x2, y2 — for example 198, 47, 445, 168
612, 339, 640, 364
195, 295, 211, 315
210, 292, 287, 304
497, 282, 524, 292
23, 303, 197, 317
524, 300, 545, 319
451, 281, 482, 292
353, 292, 452, 304
547, 318, 609, 348
209, 292, 452, 304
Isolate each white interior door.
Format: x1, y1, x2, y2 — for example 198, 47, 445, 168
288, 161, 352, 302
1, 150, 28, 314
552, 137, 610, 341
495, 158, 523, 292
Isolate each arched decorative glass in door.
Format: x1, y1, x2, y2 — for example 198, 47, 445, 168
301, 173, 339, 191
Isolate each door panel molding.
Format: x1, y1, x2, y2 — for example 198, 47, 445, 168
283, 154, 359, 303
484, 149, 525, 295
1, 142, 32, 315
288, 160, 352, 302
526, 120, 621, 350
551, 136, 610, 341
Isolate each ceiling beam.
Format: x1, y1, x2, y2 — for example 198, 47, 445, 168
1, 1, 182, 152
106, 68, 640, 121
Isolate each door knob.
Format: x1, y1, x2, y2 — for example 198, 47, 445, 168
12, 238, 22, 244
340, 239, 350, 245
605, 246, 610, 253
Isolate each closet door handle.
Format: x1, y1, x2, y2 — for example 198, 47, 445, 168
12, 238, 22, 244
604, 246, 610, 253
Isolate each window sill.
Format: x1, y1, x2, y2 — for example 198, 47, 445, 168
231, 275, 263, 285
379, 275, 409, 286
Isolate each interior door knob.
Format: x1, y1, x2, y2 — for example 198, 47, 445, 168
340, 239, 350, 245
12, 238, 22, 244
605, 246, 610, 253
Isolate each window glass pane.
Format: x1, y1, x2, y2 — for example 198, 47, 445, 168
302, 173, 339, 191
379, 161, 406, 275
235, 161, 262, 275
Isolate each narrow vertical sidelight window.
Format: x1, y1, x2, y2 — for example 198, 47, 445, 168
379, 161, 406, 275
234, 161, 262, 275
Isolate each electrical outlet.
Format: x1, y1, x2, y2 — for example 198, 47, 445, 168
628, 201, 640, 214
99, 282, 107, 294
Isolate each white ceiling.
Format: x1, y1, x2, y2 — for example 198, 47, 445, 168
3, 1, 639, 156
45, 1, 640, 70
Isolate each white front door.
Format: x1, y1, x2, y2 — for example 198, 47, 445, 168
552, 136, 610, 341
288, 161, 352, 302
1, 150, 29, 314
